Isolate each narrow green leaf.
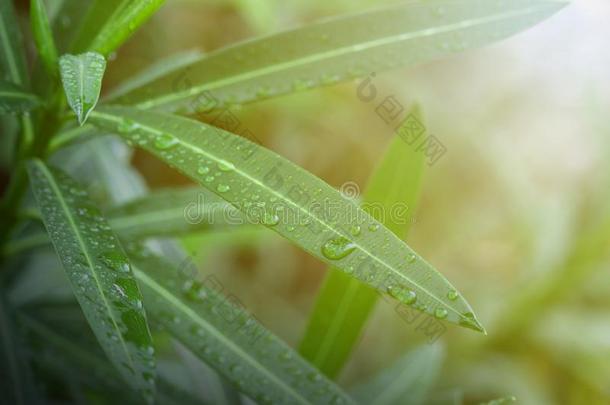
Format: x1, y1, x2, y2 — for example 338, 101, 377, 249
0, 291, 37, 405
0, 113, 18, 167
6, 186, 235, 251
25, 159, 156, 400
351, 344, 444, 405
299, 107, 427, 377
71, 0, 167, 56
48, 124, 100, 153
110, 0, 567, 111
0, 81, 42, 114
19, 310, 204, 405
173, 341, 240, 405
480, 396, 517, 405
68, 0, 126, 53
0, 0, 29, 86
129, 249, 355, 405
59, 52, 106, 125
104, 49, 205, 100
88, 106, 484, 332
0, 0, 36, 155
30, 0, 59, 77
106, 186, 238, 239
51, 0, 95, 53
231, 0, 277, 35
81, 136, 148, 204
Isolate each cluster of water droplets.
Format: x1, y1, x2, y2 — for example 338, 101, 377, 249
28, 164, 156, 395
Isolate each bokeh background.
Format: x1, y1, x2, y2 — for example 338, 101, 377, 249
12, 0, 610, 403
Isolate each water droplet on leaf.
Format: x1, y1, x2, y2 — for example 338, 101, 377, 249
217, 184, 230, 193
154, 133, 178, 150
321, 237, 356, 260
217, 160, 235, 172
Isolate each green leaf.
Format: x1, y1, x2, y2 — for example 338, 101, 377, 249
59, 52, 106, 125
104, 49, 205, 100
68, 0, 127, 53
71, 0, 167, 56
299, 107, 428, 377
172, 341, 240, 405
51, 0, 95, 53
0, 0, 36, 154
18, 309, 204, 405
48, 124, 100, 153
230, 0, 277, 35
111, 0, 567, 111
30, 0, 59, 77
3, 184, 241, 256
0, 291, 37, 405
480, 396, 517, 405
0, 0, 29, 86
88, 106, 484, 332
0, 81, 42, 114
106, 186, 238, 239
25, 159, 156, 401
80, 136, 148, 204
129, 249, 355, 405
351, 344, 444, 405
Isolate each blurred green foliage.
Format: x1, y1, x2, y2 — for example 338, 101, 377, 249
1, 0, 608, 404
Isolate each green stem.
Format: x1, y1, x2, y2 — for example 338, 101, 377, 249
47, 124, 93, 155
0, 90, 64, 257
0, 163, 29, 248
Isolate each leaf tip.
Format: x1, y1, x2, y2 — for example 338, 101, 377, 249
458, 311, 486, 334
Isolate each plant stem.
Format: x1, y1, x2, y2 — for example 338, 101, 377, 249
0, 91, 64, 256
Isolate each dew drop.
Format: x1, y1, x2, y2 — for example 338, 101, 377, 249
447, 290, 458, 301
118, 119, 138, 133
350, 225, 361, 236
216, 184, 230, 193
292, 79, 311, 91
255, 86, 270, 98
387, 285, 402, 299
181, 280, 207, 302
387, 285, 417, 304
197, 166, 210, 175
262, 213, 280, 226
434, 308, 448, 319
368, 223, 379, 232
279, 350, 292, 361
321, 237, 356, 260
459, 312, 481, 330
407, 253, 416, 263
154, 133, 178, 150
217, 160, 235, 172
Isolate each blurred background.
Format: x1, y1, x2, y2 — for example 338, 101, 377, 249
10, 0, 610, 403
